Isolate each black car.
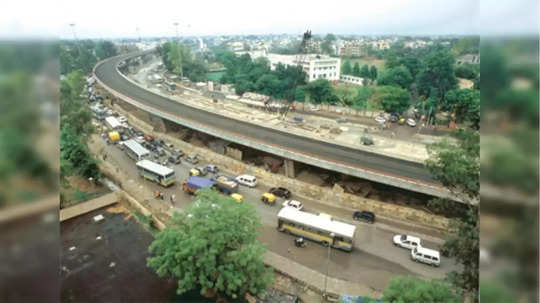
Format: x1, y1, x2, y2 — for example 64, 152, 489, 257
269, 187, 292, 199
353, 211, 375, 224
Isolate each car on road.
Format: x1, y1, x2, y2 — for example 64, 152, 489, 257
411, 246, 440, 267
134, 136, 145, 145
393, 235, 421, 250
269, 187, 292, 199
206, 164, 218, 174
353, 210, 375, 223
282, 200, 303, 210
336, 117, 348, 123
184, 154, 199, 164
173, 149, 184, 157
406, 118, 417, 127
168, 156, 181, 165
118, 116, 127, 123
230, 193, 243, 203
195, 166, 208, 176
156, 147, 166, 157
235, 174, 257, 187
375, 115, 386, 124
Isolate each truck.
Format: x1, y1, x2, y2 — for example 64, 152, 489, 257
212, 174, 239, 194
182, 176, 215, 195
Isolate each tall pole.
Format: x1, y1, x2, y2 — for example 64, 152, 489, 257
324, 232, 335, 299
136, 27, 141, 42
69, 23, 77, 41
173, 22, 183, 79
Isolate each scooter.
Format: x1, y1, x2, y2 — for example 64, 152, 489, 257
294, 237, 306, 248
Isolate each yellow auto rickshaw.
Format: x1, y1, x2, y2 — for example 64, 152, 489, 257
189, 168, 200, 176
230, 193, 243, 203
261, 192, 276, 205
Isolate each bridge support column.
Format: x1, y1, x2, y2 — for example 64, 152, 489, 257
284, 159, 295, 178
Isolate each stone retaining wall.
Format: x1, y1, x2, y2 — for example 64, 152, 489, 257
111, 102, 449, 230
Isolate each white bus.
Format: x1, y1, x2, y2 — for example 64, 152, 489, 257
123, 139, 150, 161
136, 159, 176, 187
277, 207, 356, 252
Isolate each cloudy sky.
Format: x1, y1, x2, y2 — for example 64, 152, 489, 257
1, 0, 537, 39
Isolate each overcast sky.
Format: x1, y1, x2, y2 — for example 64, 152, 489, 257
1, 0, 537, 39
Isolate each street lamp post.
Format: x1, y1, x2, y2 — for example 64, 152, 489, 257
172, 22, 183, 79
324, 232, 335, 299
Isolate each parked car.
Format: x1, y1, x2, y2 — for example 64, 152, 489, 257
235, 174, 257, 187
167, 156, 178, 164
156, 139, 165, 146
375, 115, 386, 124
406, 118, 417, 127
269, 187, 292, 199
134, 136, 145, 145
389, 113, 399, 122
118, 116, 127, 123
143, 134, 154, 142
206, 164, 218, 174
156, 147, 166, 157
173, 149, 184, 157
282, 200, 303, 210
230, 193, 244, 203
184, 154, 199, 164
411, 246, 440, 267
261, 192, 276, 205
195, 166, 208, 176
353, 211, 376, 223
336, 117, 348, 123
393, 235, 422, 250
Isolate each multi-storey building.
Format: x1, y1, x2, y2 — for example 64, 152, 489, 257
266, 54, 340, 82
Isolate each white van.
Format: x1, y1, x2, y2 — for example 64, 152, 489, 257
411, 246, 440, 267
235, 174, 257, 187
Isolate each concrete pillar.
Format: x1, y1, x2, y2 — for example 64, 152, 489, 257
284, 159, 295, 178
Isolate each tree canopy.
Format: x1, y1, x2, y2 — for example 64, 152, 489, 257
372, 276, 461, 303
374, 85, 410, 114
352, 62, 361, 77
416, 46, 458, 99
442, 88, 480, 129
369, 65, 378, 81
360, 64, 370, 78
342, 60, 352, 75
160, 41, 208, 82
147, 189, 273, 299
377, 65, 413, 89
304, 79, 337, 104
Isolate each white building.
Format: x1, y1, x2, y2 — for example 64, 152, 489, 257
266, 54, 341, 82
340, 75, 365, 86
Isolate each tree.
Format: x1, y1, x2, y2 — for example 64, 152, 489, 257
442, 88, 480, 128
455, 63, 478, 79
333, 85, 357, 106
352, 62, 361, 77
377, 65, 413, 89
342, 60, 352, 75
375, 86, 410, 114
360, 64, 370, 78
95, 40, 117, 60
60, 70, 93, 137
369, 65, 378, 81
147, 189, 273, 299
60, 125, 100, 180
353, 86, 375, 110
416, 46, 458, 99
378, 276, 461, 303
304, 79, 337, 104
321, 33, 336, 55
425, 129, 479, 299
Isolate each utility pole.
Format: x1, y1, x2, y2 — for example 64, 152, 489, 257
324, 232, 335, 299
69, 23, 77, 41
136, 27, 141, 42
173, 22, 183, 79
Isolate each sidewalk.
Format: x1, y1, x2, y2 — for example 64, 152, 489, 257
60, 192, 118, 222
264, 251, 382, 299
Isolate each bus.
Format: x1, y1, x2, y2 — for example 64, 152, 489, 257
123, 139, 150, 161
277, 207, 356, 252
136, 160, 176, 187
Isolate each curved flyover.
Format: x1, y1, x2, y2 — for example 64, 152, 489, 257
94, 51, 454, 200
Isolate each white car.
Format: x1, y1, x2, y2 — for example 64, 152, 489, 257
282, 200, 304, 211
393, 234, 421, 250
235, 174, 257, 187
375, 115, 386, 124
118, 116, 127, 123
406, 118, 417, 127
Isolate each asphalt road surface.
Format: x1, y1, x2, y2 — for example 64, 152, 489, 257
96, 135, 458, 292
94, 53, 438, 186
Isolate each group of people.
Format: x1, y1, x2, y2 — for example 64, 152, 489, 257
154, 191, 175, 205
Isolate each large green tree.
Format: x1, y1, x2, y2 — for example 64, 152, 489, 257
377, 65, 413, 89
333, 85, 357, 106
342, 60, 352, 75
360, 64, 370, 78
60, 125, 100, 180
147, 189, 273, 299
60, 70, 93, 138
416, 46, 458, 99
375, 86, 410, 114
369, 65, 378, 81
95, 40, 117, 61
304, 79, 337, 104
425, 129, 479, 299
365, 276, 460, 303
352, 62, 361, 77
442, 88, 480, 129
